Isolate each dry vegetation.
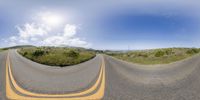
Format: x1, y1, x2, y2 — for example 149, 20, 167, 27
18, 47, 96, 67
107, 48, 200, 65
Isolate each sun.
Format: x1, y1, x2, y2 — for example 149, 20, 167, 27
39, 12, 63, 27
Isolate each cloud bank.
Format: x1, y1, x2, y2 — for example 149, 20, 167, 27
5, 12, 90, 48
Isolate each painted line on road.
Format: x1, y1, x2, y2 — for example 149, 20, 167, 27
7, 55, 103, 97
6, 52, 105, 100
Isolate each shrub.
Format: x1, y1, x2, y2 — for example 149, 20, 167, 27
165, 49, 173, 55
33, 49, 45, 57
186, 48, 199, 54
65, 50, 79, 58
18, 47, 96, 66
155, 50, 165, 57
23, 52, 28, 56
142, 54, 148, 57
192, 48, 199, 53
137, 53, 148, 57
127, 53, 131, 57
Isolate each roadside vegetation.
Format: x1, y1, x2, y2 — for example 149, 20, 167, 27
18, 47, 96, 67
0, 48, 7, 52
106, 48, 200, 65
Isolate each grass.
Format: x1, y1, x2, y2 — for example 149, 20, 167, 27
0, 48, 6, 52
18, 47, 96, 67
106, 48, 200, 65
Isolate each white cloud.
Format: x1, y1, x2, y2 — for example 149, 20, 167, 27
41, 36, 90, 47
17, 23, 48, 39
41, 24, 91, 47
6, 22, 90, 48
37, 11, 64, 27
4, 11, 90, 48
9, 36, 17, 41
63, 24, 76, 38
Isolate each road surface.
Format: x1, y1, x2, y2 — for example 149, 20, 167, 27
1, 50, 200, 100
0, 51, 7, 100
103, 54, 200, 100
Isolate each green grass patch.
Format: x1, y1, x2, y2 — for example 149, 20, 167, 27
0, 48, 7, 52
107, 48, 200, 65
18, 47, 96, 67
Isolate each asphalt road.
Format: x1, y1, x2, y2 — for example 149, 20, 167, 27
9, 49, 101, 94
0, 51, 7, 100
1, 50, 200, 100
103, 54, 200, 100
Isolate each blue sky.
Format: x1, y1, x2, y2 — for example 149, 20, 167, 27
0, 0, 200, 50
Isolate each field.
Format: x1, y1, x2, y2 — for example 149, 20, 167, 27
107, 48, 200, 65
18, 47, 96, 67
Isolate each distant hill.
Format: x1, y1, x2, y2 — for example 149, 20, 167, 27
2, 45, 35, 50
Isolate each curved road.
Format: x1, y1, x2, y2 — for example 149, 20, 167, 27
9, 50, 101, 94
103, 54, 200, 100
0, 50, 200, 100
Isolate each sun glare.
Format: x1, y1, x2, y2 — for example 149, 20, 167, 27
39, 12, 63, 27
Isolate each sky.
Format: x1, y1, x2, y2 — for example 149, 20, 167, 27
0, 0, 200, 50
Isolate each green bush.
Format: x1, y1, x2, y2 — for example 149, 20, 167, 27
65, 50, 79, 58
18, 47, 96, 66
23, 52, 28, 56
127, 53, 131, 57
109, 48, 200, 65
165, 49, 173, 55
155, 50, 165, 57
186, 48, 199, 54
137, 53, 148, 57
33, 49, 45, 57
